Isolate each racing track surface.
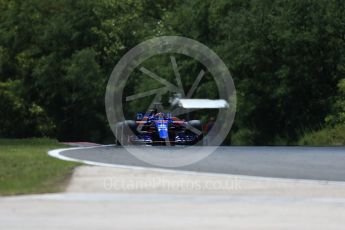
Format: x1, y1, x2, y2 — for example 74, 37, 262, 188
59, 146, 345, 182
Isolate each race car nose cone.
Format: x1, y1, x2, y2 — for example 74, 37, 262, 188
159, 128, 168, 139
156, 121, 169, 139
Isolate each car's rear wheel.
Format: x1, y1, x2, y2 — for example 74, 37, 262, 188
186, 120, 203, 145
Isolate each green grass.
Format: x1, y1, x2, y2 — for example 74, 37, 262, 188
299, 124, 345, 146
0, 138, 80, 195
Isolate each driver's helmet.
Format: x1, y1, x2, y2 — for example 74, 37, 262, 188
156, 112, 164, 119
149, 108, 158, 116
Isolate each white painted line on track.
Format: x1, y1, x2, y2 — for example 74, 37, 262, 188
48, 145, 345, 186
4, 192, 345, 204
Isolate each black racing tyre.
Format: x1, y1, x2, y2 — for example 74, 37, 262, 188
187, 120, 202, 130
115, 120, 138, 145
125, 120, 138, 134
186, 120, 203, 145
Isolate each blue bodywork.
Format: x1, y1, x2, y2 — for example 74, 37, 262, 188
138, 112, 172, 139
129, 112, 201, 145
156, 120, 169, 139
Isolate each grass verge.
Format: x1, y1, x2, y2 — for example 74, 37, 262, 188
299, 124, 345, 146
0, 138, 80, 195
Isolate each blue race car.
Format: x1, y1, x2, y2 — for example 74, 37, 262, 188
116, 109, 203, 145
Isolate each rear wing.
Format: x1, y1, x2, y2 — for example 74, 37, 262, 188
176, 99, 229, 109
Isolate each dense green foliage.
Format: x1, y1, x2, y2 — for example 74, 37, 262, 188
0, 0, 344, 144
300, 78, 345, 145
0, 138, 79, 195
299, 124, 345, 146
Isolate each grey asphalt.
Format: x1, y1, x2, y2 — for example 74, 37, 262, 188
60, 146, 345, 182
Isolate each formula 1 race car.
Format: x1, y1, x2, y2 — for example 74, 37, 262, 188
115, 109, 203, 145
